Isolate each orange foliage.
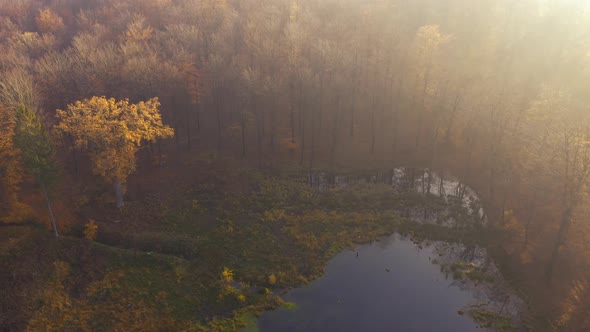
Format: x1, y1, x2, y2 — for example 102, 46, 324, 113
121, 15, 153, 44
36, 8, 64, 34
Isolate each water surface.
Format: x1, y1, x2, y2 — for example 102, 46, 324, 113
259, 234, 485, 332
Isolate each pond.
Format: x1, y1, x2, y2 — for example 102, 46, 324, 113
257, 168, 523, 331
258, 234, 491, 332
309, 168, 487, 226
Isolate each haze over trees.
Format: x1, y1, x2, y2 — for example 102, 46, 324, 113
0, 0, 589, 330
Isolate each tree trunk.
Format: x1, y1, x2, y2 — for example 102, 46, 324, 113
158, 141, 162, 167
370, 95, 376, 154
147, 142, 154, 168
256, 111, 262, 165
546, 205, 573, 282
195, 102, 201, 132
186, 106, 192, 150
41, 180, 58, 238
330, 94, 341, 167
114, 178, 124, 209
426, 169, 433, 194
445, 93, 461, 144
241, 111, 246, 157
216, 91, 223, 151
524, 207, 536, 248
415, 66, 431, 152
67, 135, 79, 177
309, 108, 316, 173
350, 52, 359, 137
174, 122, 180, 149
391, 78, 403, 160
270, 104, 276, 157
317, 74, 324, 157
300, 108, 305, 165
500, 192, 508, 225
290, 102, 295, 144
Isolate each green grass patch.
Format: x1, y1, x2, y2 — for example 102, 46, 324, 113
283, 301, 298, 311
448, 261, 495, 283
236, 313, 259, 332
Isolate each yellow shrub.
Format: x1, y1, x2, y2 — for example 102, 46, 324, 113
221, 267, 234, 283
83, 219, 98, 241
268, 274, 277, 285
261, 209, 286, 222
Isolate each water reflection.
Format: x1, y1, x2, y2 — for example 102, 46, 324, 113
259, 234, 488, 332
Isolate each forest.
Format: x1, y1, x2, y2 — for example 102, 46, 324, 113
0, 0, 589, 331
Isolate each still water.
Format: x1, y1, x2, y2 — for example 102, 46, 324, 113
259, 234, 486, 332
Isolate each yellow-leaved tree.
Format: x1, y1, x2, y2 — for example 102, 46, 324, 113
55, 96, 174, 208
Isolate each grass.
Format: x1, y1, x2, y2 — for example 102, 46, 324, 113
448, 261, 495, 283
236, 313, 259, 332
283, 301, 298, 311
470, 309, 519, 332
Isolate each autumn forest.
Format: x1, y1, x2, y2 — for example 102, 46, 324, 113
1, 0, 590, 331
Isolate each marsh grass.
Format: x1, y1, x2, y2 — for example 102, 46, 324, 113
470, 309, 518, 331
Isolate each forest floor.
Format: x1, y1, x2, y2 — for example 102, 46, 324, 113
1, 153, 527, 331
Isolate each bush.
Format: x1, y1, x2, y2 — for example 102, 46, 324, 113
84, 219, 98, 240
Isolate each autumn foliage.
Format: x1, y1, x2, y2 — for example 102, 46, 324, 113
0, 105, 32, 222
0, 0, 590, 330
55, 96, 173, 206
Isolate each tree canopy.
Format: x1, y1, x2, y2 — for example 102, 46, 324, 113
55, 96, 174, 207
1, 0, 590, 329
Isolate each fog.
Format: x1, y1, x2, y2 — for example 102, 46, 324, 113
1, 0, 589, 331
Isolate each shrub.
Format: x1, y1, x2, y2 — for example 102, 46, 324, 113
84, 219, 98, 241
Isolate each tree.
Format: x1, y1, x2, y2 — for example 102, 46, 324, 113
0, 70, 42, 223
525, 86, 590, 281
545, 121, 590, 281
409, 25, 451, 151
0, 69, 40, 112
35, 8, 64, 35
121, 15, 153, 44
13, 105, 59, 237
55, 96, 174, 209
0, 104, 31, 222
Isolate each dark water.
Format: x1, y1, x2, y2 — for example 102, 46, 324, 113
258, 234, 485, 332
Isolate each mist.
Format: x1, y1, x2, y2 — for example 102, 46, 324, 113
1, 0, 589, 331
